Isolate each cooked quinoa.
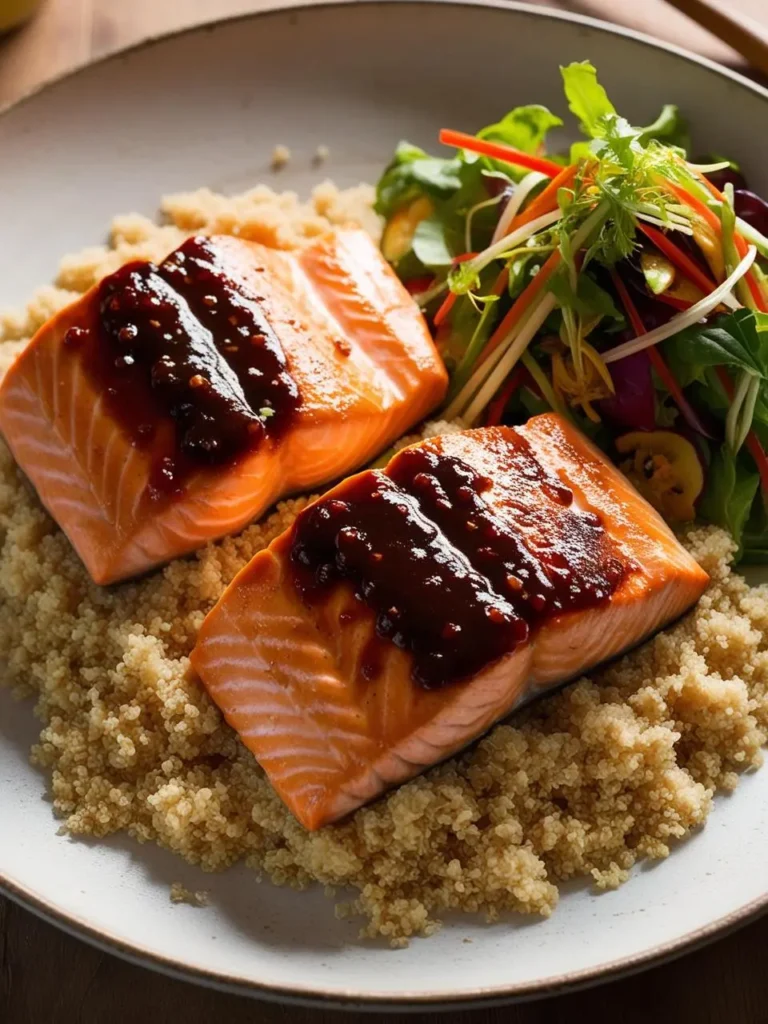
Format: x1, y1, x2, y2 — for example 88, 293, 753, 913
0, 182, 766, 945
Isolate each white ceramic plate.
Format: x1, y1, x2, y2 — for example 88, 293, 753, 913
0, 0, 766, 1008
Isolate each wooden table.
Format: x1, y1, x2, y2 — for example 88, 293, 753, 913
1, 1, 767, 1021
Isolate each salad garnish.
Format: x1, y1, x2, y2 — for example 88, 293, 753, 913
375, 61, 768, 560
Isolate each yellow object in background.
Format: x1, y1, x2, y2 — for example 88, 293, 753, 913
0, 0, 41, 33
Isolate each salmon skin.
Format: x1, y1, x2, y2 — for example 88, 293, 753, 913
0, 229, 447, 584
191, 413, 710, 830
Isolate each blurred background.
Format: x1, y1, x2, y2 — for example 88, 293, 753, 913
0, 0, 766, 107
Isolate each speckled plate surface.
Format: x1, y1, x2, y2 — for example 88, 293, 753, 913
0, 1, 766, 1009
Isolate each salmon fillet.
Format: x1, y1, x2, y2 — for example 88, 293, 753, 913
191, 413, 709, 830
0, 229, 447, 584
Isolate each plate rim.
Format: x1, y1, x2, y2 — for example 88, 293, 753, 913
3, 864, 768, 1010
1, 0, 766, 1008
3, 0, 768, 120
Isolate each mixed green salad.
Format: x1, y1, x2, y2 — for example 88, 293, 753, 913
375, 62, 768, 562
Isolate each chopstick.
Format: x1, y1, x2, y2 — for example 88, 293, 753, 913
661, 0, 768, 78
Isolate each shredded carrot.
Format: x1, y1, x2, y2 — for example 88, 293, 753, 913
610, 271, 647, 338
439, 129, 562, 178
743, 270, 768, 312
666, 178, 750, 260
698, 173, 724, 203
637, 222, 717, 296
646, 348, 691, 414
432, 293, 456, 328
492, 268, 510, 295
716, 367, 768, 494
404, 276, 435, 297
432, 253, 478, 327
480, 250, 562, 365
610, 270, 706, 434
485, 367, 526, 426
678, 174, 749, 255
509, 164, 578, 232
664, 180, 719, 231
665, 177, 768, 313
655, 292, 694, 312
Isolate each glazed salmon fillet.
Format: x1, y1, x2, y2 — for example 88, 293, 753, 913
191, 413, 709, 830
0, 229, 447, 584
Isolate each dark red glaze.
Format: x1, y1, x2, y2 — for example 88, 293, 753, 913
161, 237, 298, 435
288, 433, 626, 689
74, 236, 300, 498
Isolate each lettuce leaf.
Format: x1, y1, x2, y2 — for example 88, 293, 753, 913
663, 308, 768, 386
375, 141, 463, 218
376, 148, 499, 268
419, 166, 491, 267
478, 104, 563, 154
743, 496, 768, 562
548, 269, 625, 325
412, 216, 456, 267
561, 62, 689, 163
507, 252, 542, 300
665, 311, 768, 559
699, 446, 761, 556
560, 61, 616, 138
638, 104, 690, 154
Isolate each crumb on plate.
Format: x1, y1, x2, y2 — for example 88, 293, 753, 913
170, 882, 210, 907
271, 144, 291, 170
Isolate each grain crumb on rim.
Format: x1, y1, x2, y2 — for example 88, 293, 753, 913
0, 183, 765, 946
170, 882, 210, 907
271, 144, 291, 170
